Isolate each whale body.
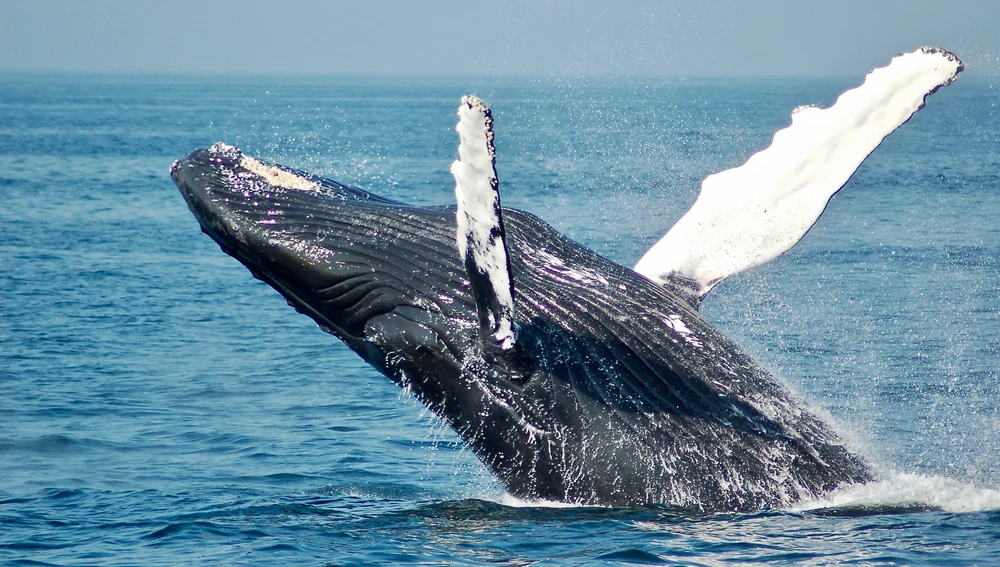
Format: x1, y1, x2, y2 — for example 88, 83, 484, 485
172, 144, 871, 512
171, 48, 962, 512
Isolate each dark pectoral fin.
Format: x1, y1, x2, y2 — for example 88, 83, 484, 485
450, 96, 517, 352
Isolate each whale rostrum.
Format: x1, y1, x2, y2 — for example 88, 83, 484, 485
172, 47, 962, 511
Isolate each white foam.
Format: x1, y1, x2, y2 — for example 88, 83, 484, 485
792, 472, 1000, 513
499, 475, 1000, 513
635, 47, 963, 303
501, 493, 593, 508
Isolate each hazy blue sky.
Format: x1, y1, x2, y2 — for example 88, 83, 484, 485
2, 0, 998, 77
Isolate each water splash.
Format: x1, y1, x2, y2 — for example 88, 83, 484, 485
793, 472, 1000, 513
500, 493, 590, 508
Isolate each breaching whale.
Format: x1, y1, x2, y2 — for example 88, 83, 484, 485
172, 48, 962, 512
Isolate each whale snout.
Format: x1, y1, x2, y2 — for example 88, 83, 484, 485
171, 143, 259, 251
171, 143, 353, 277
173, 144, 279, 231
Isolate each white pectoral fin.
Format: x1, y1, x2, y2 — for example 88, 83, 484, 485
634, 47, 963, 305
451, 96, 517, 351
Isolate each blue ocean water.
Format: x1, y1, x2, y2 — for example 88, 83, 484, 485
2, 71, 999, 565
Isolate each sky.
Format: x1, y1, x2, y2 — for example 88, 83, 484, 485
2, 0, 999, 77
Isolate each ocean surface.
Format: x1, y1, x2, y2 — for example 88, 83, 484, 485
2, 70, 999, 565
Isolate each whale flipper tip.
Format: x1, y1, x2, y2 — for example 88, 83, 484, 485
635, 46, 964, 306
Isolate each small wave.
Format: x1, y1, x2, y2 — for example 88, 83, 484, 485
792, 472, 1000, 514
500, 493, 592, 508
0, 435, 118, 454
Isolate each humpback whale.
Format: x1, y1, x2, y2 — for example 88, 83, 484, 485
172, 48, 962, 512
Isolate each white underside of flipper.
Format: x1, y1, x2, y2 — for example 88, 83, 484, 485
634, 47, 963, 305
452, 96, 517, 350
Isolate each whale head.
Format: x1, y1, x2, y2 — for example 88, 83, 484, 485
171, 143, 474, 359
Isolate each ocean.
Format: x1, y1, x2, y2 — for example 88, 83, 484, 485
2, 71, 999, 565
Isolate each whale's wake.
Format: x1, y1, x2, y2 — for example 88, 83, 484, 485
793, 473, 1000, 514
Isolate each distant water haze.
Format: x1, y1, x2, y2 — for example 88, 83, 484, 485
2, 0, 999, 77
